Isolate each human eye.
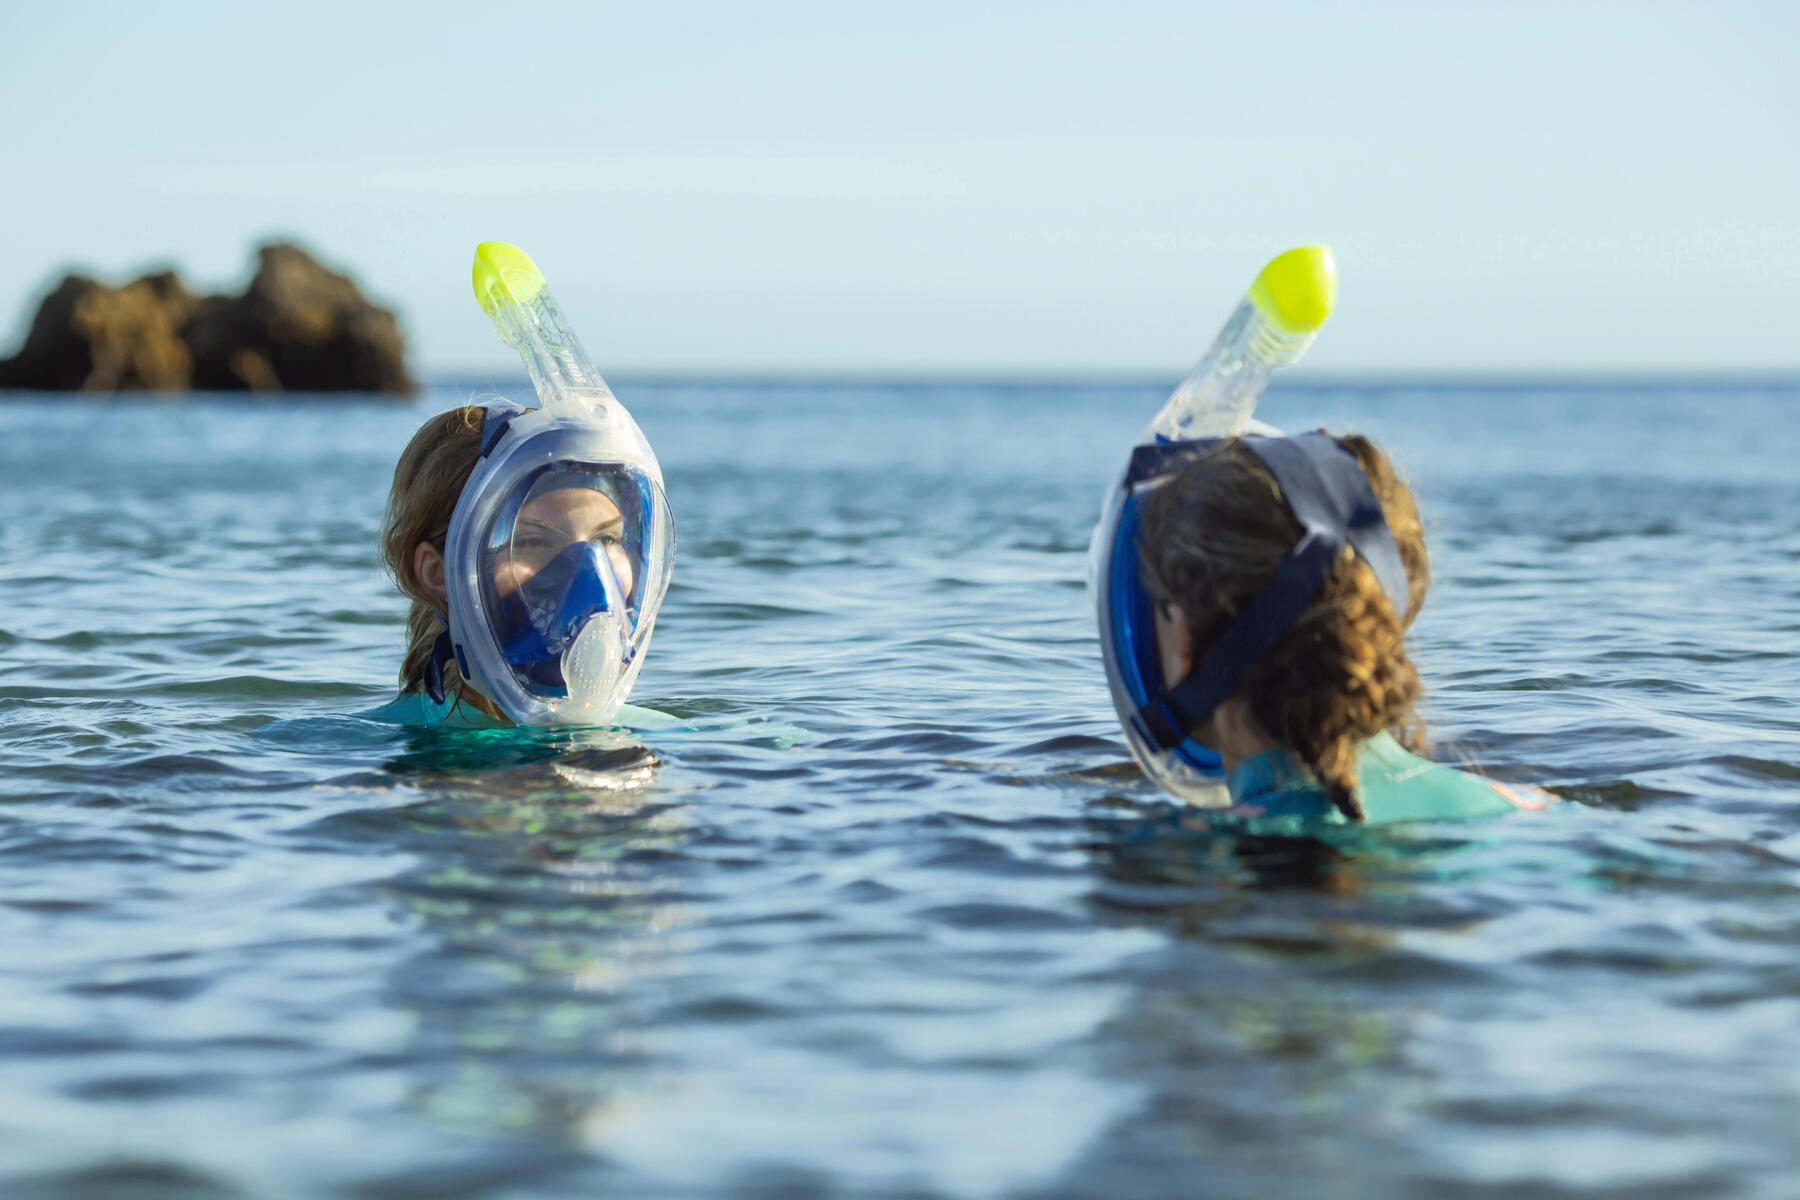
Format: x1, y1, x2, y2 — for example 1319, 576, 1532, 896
512, 525, 562, 554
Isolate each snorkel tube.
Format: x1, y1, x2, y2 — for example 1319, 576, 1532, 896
1088, 246, 1336, 801
471, 241, 610, 411
1141, 245, 1337, 443
435, 243, 674, 726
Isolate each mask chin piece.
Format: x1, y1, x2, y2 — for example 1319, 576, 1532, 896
555, 612, 632, 723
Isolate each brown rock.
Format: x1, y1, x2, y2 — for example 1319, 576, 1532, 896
0, 275, 111, 391
0, 243, 415, 394
72, 272, 196, 391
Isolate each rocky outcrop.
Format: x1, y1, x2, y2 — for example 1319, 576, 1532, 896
0, 242, 414, 394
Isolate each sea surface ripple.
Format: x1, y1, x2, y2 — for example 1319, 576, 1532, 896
2, 379, 1798, 1198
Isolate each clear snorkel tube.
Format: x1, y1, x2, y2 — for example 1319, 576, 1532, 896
1141, 244, 1338, 443
472, 241, 614, 414
1088, 245, 1337, 802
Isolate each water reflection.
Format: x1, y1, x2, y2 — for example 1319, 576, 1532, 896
1046, 800, 1513, 1197
334, 731, 689, 1154
1092, 799, 1364, 895
10, 381, 1799, 1195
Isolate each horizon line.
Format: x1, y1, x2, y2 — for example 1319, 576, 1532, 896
424, 366, 1800, 390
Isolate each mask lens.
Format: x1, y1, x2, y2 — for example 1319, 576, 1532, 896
478, 464, 652, 697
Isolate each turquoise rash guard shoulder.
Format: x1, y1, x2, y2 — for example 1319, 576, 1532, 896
1225, 731, 1556, 824
367, 690, 682, 733
368, 690, 508, 730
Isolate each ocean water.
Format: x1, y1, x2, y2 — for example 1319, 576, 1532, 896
2, 378, 1798, 1199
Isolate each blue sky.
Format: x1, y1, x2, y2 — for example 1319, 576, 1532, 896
3, 1, 1794, 375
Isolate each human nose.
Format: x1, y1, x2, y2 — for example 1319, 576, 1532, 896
607, 543, 635, 598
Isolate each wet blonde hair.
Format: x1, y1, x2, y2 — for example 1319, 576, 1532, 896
1137, 433, 1429, 821
380, 405, 492, 710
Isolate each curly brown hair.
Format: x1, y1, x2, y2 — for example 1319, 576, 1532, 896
379, 405, 489, 707
1136, 433, 1430, 821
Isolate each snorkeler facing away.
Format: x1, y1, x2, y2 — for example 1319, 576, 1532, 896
1091, 245, 1551, 820
1132, 432, 1553, 821
374, 243, 673, 729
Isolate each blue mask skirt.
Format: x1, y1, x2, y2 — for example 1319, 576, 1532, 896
493, 540, 623, 694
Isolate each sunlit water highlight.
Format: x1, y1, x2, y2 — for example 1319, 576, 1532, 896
2, 380, 1798, 1198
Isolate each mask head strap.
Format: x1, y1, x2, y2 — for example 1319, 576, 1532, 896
1124, 438, 1233, 488
478, 400, 528, 458
430, 400, 527, 705
423, 627, 454, 705
1132, 432, 1410, 752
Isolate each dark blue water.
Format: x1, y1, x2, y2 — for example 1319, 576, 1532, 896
2, 379, 1798, 1198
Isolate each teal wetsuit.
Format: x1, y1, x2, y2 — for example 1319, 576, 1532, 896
1225, 731, 1555, 825
369, 690, 680, 732
371, 690, 505, 730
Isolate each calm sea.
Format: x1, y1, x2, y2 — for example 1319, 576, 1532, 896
2, 378, 1798, 1198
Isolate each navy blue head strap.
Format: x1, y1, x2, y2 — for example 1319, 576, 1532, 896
480, 401, 527, 457
1132, 432, 1409, 752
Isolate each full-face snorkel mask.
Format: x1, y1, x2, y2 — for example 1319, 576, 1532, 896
1089, 246, 1360, 802
1109, 431, 1410, 758
426, 242, 674, 726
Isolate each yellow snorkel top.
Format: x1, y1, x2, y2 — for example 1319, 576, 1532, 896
1142, 244, 1337, 442
472, 240, 547, 316
1246, 244, 1336, 335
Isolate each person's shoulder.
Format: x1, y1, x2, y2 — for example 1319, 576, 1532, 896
1225, 748, 1336, 820
364, 693, 432, 726
366, 693, 679, 733
615, 703, 683, 732
1219, 734, 1558, 829
363, 691, 506, 730
1356, 733, 1557, 822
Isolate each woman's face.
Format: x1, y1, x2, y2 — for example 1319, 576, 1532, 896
1154, 600, 1194, 685
492, 486, 634, 599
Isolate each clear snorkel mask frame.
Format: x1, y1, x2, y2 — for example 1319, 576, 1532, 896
435, 244, 674, 726
1098, 431, 1410, 788
1088, 246, 1340, 802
